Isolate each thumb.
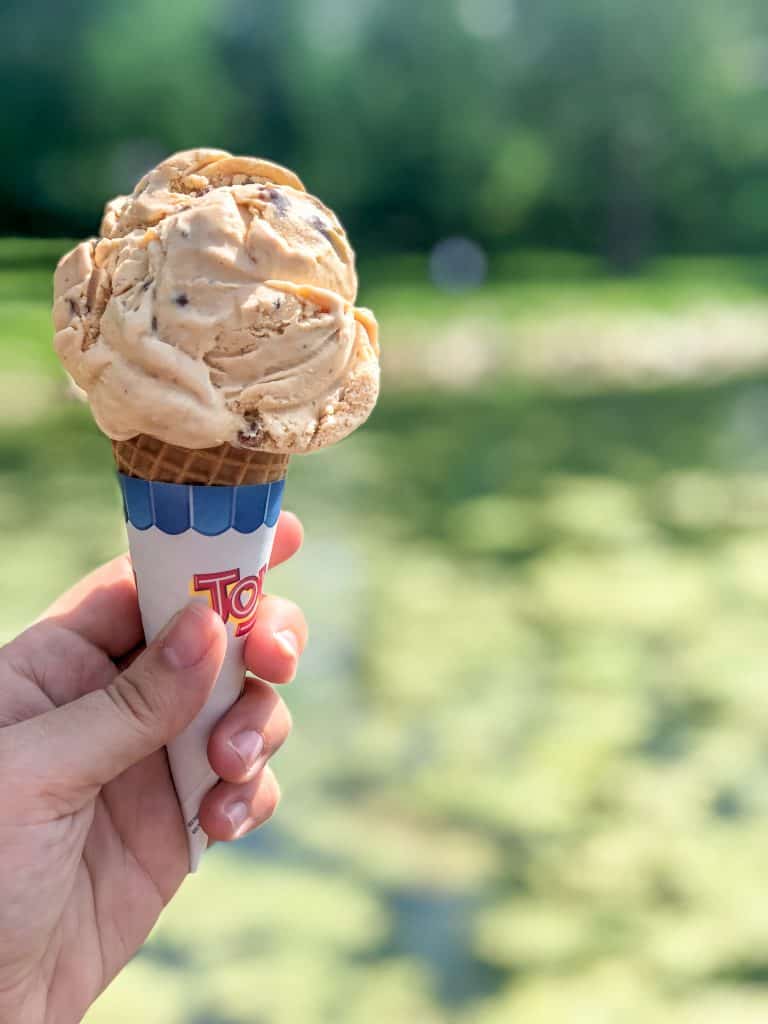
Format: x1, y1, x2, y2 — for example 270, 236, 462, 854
20, 602, 227, 801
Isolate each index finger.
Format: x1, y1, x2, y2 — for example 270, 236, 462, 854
41, 554, 143, 657
269, 511, 304, 569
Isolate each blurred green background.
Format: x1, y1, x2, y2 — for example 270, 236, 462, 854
5, 0, 768, 1020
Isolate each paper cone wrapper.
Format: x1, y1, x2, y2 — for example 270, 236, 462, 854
118, 469, 286, 871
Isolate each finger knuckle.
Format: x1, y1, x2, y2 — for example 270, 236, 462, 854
106, 668, 158, 736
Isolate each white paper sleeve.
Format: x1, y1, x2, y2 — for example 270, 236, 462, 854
118, 474, 284, 871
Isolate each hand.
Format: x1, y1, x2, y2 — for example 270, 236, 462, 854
0, 512, 307, 1024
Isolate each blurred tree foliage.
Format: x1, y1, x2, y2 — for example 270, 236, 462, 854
3, 0, 768, 264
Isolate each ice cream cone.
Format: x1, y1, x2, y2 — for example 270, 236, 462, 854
115, 436, 289, 871
53, 148, 380, 874
112, 434, 290, 486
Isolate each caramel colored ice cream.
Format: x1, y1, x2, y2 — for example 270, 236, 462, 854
52, 149, 379, 453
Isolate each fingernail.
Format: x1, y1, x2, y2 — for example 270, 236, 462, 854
230, 729, 264, 773
162, 604, 213, 669
274, 629, 299, 659
226, 800, 249, 834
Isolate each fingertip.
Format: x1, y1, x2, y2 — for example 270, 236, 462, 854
243, 595, 308, 683
271, 630, 300, 683
160, 601, 226, 673
207, 725, 263, 785
270, 511, 304, 568
280, 509, 304, 541
244, 633, 298, 684
199, 769, 282, 841
193, 599, 228, 644
198, 798, 236, 842
199, 604, 229, 671
197, 599, 227, 640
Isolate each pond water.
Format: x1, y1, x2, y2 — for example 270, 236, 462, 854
5, 372, 768, 1022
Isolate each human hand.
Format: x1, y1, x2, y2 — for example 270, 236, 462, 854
0, 512, 307, 1024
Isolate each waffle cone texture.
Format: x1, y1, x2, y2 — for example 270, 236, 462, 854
113, 435, 290, 486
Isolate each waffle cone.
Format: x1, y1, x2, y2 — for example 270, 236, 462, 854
112, 434, 290, 486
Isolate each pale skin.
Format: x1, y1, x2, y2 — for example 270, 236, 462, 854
0, 511, 308, 1024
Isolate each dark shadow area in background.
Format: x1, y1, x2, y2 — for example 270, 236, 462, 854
381, 888, 509, 1006
145, 826, 510, 1011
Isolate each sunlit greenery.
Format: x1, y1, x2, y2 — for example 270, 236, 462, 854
4, 240, 768, 1021
6, 0, 768, 264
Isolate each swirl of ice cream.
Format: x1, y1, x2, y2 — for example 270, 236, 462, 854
52, 149, 379, 453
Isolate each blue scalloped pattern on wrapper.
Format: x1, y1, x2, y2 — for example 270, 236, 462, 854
118, 474, 285, 536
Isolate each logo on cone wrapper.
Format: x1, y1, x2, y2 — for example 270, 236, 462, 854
191, 565, 267, 637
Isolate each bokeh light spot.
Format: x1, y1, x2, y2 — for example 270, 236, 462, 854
429, 237, 488, 292
456, 0, 516, 39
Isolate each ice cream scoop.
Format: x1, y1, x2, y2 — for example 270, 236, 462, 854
52, 148, 379, 453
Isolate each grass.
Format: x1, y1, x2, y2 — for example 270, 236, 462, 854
362, 250, 768, 330
4, 239, 768, 1021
